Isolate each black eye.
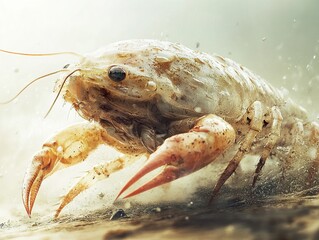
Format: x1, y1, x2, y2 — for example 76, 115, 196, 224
108, 66, 126, 82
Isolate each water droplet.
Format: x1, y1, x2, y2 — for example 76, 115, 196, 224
194, 107, 202, 113
314, 55, 317, 60
282, 75, 287, 80
292, 84, 298, 92
225, 225, 235, 234
293, 18, 297, 23
306, 64, 312, 71
57, 146, 63, 153
124, 202, 131, 209
155, 207, 161, 212
185, 216, 189, 220
261, 37, 267, 42
187, 201, 194, 207
146, 81, 157, 91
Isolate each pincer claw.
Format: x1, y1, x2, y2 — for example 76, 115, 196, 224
116, 114, 236, 200
116, 150, 185, 199
22, 148, 57, 217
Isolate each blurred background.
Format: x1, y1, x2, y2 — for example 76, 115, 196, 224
0, 0, 318, 228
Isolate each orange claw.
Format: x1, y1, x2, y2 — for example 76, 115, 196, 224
22, 148, 58, 217
21, 123, 107, 217
116, 114, 236, 200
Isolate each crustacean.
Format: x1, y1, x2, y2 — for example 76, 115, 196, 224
1, 40, 318, 218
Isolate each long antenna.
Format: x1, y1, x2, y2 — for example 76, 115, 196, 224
0, 49, 83, 58
44, 69, 81, 118
0, 69, 69, 104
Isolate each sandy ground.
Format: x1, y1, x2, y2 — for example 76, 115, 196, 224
3, 184, 319, 240
0, 1, 319, 240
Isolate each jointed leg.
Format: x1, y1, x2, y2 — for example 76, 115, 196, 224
209, 101, 266, 201
252, 106, 282, 187
307, 122, 319, 185
55, 154, 147, 218
281, 119, 304, 179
